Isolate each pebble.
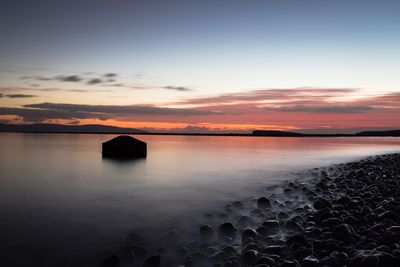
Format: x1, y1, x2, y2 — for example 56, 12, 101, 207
218, 222, 237, 237
257, 197, 271, 209
143, 255, 161, 267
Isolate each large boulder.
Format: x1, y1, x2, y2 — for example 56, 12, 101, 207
102, 136, 147, 159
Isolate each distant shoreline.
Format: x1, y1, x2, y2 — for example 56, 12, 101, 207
0, 123, 399, 137
1, 131, 400, 138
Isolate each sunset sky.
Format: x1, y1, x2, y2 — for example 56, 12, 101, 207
1, 0, 399, 133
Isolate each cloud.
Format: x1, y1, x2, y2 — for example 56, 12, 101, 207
127, 85, 195, 92
103, 73, 117, 78
0, 107, 101, 122
19, 72, 195, 92
0, 102, 219, 123
163, 86, 194, 92
0, 86, 113, 94
264, 105, 375, 113
55, 75, 82, 82
21, 73, 120, 86
20, 76, 52, 81
24, 102, 218, 116
0, 92, 37, 98
87, 78, 103, 85
21, 75, 83, 82
6, 94, 37, 98
174, 87, 358, 106
170, 88, 400, 116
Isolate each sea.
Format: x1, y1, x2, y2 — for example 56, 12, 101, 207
0, 133, 399, 266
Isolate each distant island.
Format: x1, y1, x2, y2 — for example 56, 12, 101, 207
252, 130, 400, 137
0, 123, 399, 137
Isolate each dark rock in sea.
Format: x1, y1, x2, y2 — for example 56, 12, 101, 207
219, 222, 237, 236
232, 201, 244, 209
257, 197, 271, 209
262, 220, 279, 233
162, 229, 179, 243
278, 211, 290, 219
133, 247, 149, 258
242, 228, 258, 241
237, 215, 256, 229
126, 233, 141, 244
177, 246, 188, 257
102, 135, 147, 159
143, 255, 161, 267
199, 224, 214, 241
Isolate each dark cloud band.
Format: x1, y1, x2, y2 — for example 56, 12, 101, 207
0, 102, 219, 122
0, 93, 37, 98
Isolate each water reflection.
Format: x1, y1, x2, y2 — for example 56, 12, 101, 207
0, 133, 399, 266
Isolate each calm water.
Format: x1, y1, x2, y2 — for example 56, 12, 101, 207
0, 133, 399, 266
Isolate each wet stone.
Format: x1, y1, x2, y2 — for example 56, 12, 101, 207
199, 224, 214, 241
143, 255, 161, 267
101, 254, 120, 267
280, 259, 301, 267
257, 197, 271, 209
313, 197, 332, 210
219, 223, 237, 237
162, 229, 179, 243
240, 249, 259, 266
332, 224, 354, 241
301, 255, 320, 267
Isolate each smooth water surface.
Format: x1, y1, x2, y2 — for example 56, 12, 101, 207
0, 133, 399, 266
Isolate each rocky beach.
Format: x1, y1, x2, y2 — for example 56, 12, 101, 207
103, 153, 400, 267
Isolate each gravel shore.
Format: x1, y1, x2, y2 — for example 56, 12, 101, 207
102, 153, 400, 267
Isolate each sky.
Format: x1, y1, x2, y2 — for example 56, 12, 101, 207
0, 0, 399, 133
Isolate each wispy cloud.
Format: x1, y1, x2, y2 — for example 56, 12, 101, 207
20, 73, 121, 87
0, 93, 37, 98
19, 72, 194, 92
103, 73, 117, 78
55, 75, 83, 82
263, 105, 375, 113
174, 87, 358, 106
0, 86, 114, 93
87, 78, 103, 85
172, 87, 400, 115
163, 86, 194, 92
24, 103, 218, 116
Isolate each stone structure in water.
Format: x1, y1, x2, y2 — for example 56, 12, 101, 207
102, 135, 147, 159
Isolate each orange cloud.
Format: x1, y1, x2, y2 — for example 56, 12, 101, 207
1, 87, 399, 132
